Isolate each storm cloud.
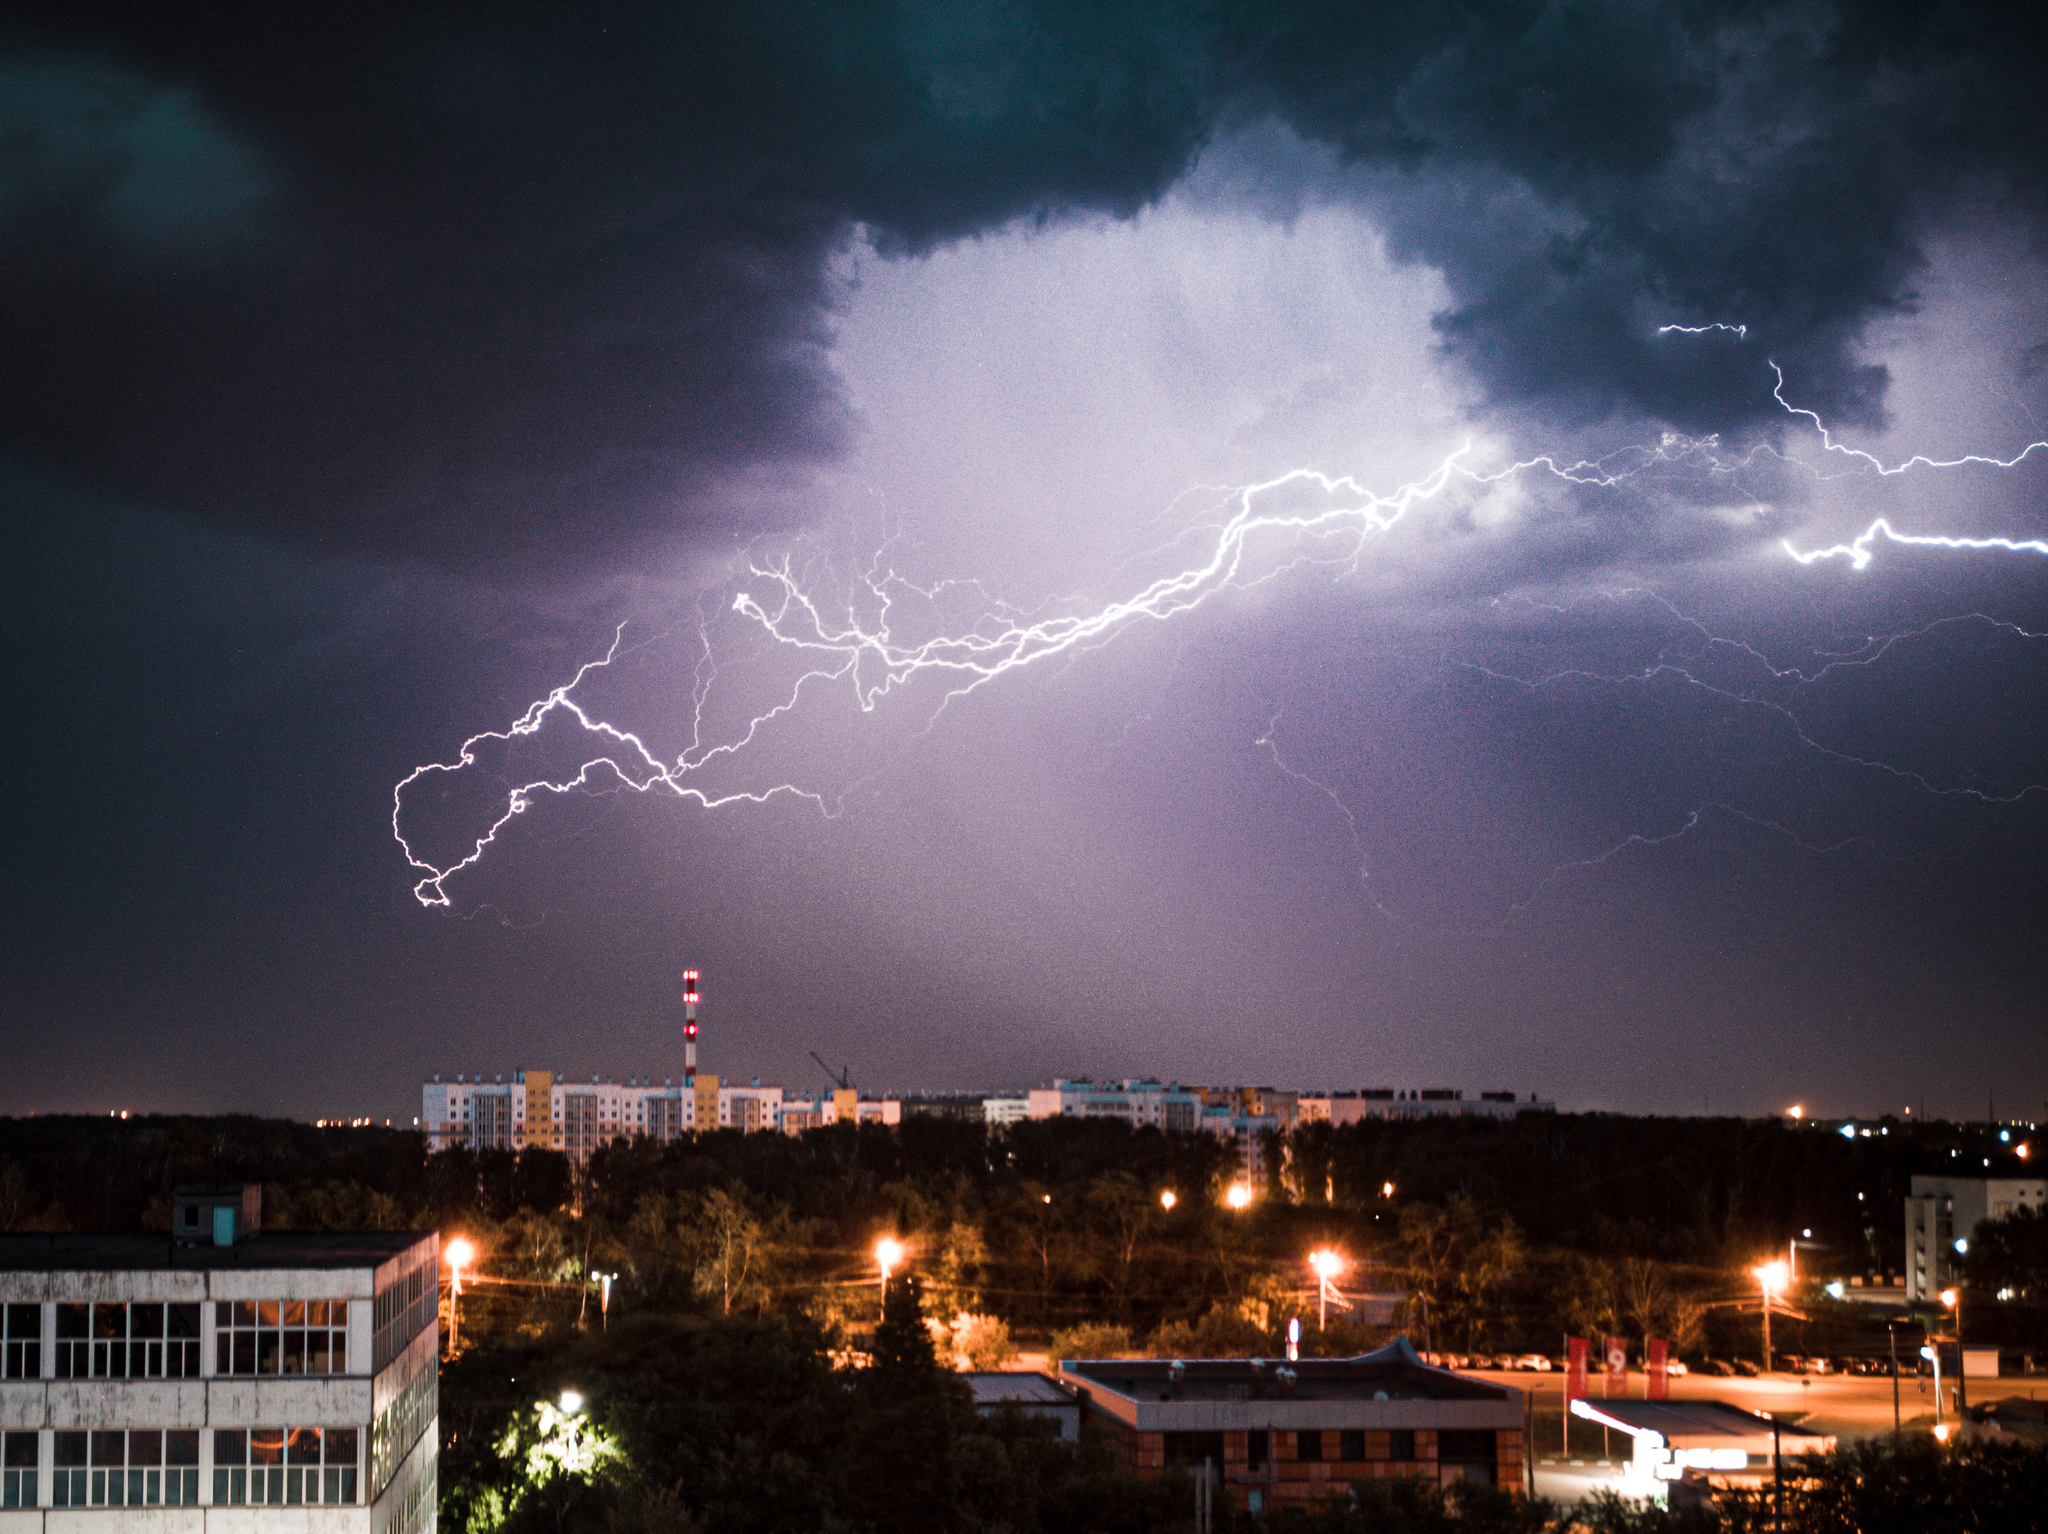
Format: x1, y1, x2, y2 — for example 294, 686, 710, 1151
4, 2, 2046, 570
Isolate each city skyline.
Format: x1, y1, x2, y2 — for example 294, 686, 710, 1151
5, 4, 2048, 1122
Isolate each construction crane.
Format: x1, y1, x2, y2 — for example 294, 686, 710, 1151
809, 1052, 854, 1091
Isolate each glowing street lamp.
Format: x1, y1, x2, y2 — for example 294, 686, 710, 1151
1941, 1286, 1967, 1413
1308, 1248, 1349, 1330
874, 1237, 906, 1311
558, 1390, 584, 1415
444, 1237, 477, 1357
1225, 1184, 1253, 1211
1159, 1190, 1178, 1211
1751, 1260, 1789, 1373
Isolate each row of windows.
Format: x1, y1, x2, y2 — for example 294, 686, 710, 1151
54, 1302, 203, 1379
371, 1349, 438, 1499
218, 1299, 350, 1376
0, 1300, 355, 1380
1165, 1428, 1494, 1469
0, 1429, 358, 1508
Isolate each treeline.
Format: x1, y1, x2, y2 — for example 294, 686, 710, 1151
1, 1110, 2039, 1355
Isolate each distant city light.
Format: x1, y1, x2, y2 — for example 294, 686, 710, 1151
1940, 1288, 1958, 1308
1308, 1248, 1347, 1281
558, 1390, 583, 1414
1159, 1190, 1177, 1211
874, 1237, 906, 1280
1787, 1105, 1804, 1120
1953, 1238, 1968, 1255
1382, 1181, 1395, 1198
2020, 1144, 2032, 1159
1225, 1184, 1253, 1210
1752, 1260, 1790, 1295
444, 1237, 477, 1272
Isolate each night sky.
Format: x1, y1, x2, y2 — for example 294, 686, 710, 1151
6, 3, 2048, 1122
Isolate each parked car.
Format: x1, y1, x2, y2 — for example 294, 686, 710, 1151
1492, 1354, 1516, 1371
1695, 1358, 1732, 1377
1733, 1359, 1759, 1377
1664, 1359, 1689, 1377
1514, 1353, 1553, 1371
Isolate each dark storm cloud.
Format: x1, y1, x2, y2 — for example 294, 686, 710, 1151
4, 1, 2045, 570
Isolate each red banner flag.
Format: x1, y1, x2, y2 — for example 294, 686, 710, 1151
1647, 1337, 1670, 1400
1565, 1336, 1588, 1402
1604, 1335, 1628, 1396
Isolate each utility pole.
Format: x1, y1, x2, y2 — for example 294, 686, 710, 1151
1888, 1322, 1900, 1437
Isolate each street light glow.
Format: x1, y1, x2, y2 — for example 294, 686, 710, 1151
1752, 1260, 1790, 1295
558, 1390, 583, 1415
874, 1237, 906, 1279
1381, 1181, 1395, 1198
1308, 1248, 1346, 1280
444, 1237, 476, 1271
1225, 1184, 1253, 1210
1159, 1190, 1177, 1211
1940, 1287, 1958, 1308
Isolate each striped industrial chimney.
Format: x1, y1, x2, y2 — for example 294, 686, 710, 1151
682, 967, 699, 1087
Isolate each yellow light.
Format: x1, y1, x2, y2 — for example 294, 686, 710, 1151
444, 1237, 476, 1272
1309, 1248, 1346, 1280
1788, 1105, 1804, 1120
1751, 1260, 1790, 1295
2019, 1144, 2031, 1160
874, 1237, 906, 1279
1932, 1423, 1951, 1443
1382, 1181, 1395, 1198
1225, 1184, 1253, 1210
1939, 1288, 1958, 1308
1159, 1190, 1177, 1211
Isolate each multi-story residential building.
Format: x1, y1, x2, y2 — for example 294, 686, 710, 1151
0, 1185, 436, 1534
1905, 1174, 2048, 1301
1306, 1090, 1554, 1124
422, 1073, 893, 1163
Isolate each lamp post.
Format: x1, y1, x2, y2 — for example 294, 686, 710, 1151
874, 1237, 905, 1315
1159, 1190, 1177, 1211
1941, 1286, 1965, 1414
1308, 1249, 1348, 1331
443, 1237, 476, 1357
1750, 1260, 1789, 1373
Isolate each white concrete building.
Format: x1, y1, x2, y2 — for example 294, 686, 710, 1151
0, 1187, 436, 1534
1905, 1174, 2048, 1301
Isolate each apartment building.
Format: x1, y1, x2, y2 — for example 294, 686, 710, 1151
0, 1185, 436, 1534
1905, 1174, 2048, 1301
422, 1073, 899, 1164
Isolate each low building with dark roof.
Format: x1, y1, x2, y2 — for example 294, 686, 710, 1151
1568, 1397, 1834, 1501
961, 1371, 1081, 1440
1058, 1339, 1525, 1515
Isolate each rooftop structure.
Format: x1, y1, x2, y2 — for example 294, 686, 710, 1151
0, 1186, 437, 1532
1059, 1339, 1524, 1516
961, 1371, 1081, 1440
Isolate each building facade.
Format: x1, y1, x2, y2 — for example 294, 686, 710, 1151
0, 1190, 436, 1534
1905, 1175, 2048, 1302
1059, 1341, 1525, 1516
422, 1073, 903, 1164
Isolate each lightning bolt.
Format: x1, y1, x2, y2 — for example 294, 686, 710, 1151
395, 352, 2048, 912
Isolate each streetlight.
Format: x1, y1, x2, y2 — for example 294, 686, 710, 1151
1308, 1249, 1348, 1331
1941, 1286, 1966, 1414
444, 1237, 476, 1357
1159, 1190, 1177, 1211
1225, 1184, 1253, 1211
558, 1390, 584, 1415
1751, 1260, 1789, 1373
874, 1237, 905, 1312
1381, 1182, 1395, 1199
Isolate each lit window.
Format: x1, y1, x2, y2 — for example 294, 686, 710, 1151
213, 1427, 359, 1505
215, 1300, 348, 1377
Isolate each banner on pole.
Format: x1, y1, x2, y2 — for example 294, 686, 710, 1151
1604, 1335, 1628, 1396
1565, 1336, 1588, 1402
1647, 1337, 1670, 1400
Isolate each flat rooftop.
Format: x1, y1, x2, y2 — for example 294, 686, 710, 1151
0, 1232, 433, 1272
1572, 1398, 1831, 1443
962, 1371, 1077, 1407
1063, 1344, 1513, 1404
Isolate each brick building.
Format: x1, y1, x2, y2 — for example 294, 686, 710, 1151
1058, 1339, 1525, 1515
